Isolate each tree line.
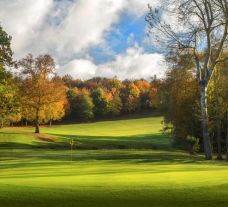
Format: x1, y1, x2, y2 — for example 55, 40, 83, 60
160, 52, 228, 159
146, 0, 228, 160
0, 25, 161, 133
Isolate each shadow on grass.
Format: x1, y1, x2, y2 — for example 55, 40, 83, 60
2, 131, 221, 175
0, 131, 174, 150
0, 148, 215, 167
1, 149, 228, 180
48, 133, 174, 150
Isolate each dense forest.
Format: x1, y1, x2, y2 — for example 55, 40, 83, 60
1, 50, 161, 129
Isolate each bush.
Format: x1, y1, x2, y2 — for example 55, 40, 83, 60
186, 136, 200, 154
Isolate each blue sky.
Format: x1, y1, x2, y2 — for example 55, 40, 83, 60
0, 0, 166, 80
90, 14, 147, 64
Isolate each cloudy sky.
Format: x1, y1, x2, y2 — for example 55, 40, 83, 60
0, 0, 167, 80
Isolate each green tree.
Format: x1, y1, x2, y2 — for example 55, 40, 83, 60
161, 56, 201, 147
0, 25, 20, 127
74, 94, 94, 120
66, 89, 77, 118
91, 88, 109, 117
0, 25, 13, 69
108, 93, 122, 116
0, 84, 20, 127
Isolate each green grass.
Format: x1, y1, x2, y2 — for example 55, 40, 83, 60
0, 117, 172, 150
1, 116, 228, 207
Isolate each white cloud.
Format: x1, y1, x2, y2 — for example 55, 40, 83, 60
60, 45, 167, 80
99, 45, 166, 79
126, 0, 160, 17
0, 0, 53, 58
52, 0, 125, 60
0, 0, 159, 59
0, 0, 165, 79
59, 58, 97, 80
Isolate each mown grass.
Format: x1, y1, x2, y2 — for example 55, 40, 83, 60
0, 117, 172, 150
1, 117, 228, 207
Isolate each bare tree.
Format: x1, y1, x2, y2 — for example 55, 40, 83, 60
146, 0, 228, 160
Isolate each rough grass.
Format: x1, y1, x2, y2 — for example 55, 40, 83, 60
1, 117, 228, 207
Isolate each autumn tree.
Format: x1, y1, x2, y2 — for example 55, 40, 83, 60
62, 74, 83, 89
19, 54, 66, 133
146, 0, 228, 160
108, 92, 122, 116
41, 77, 67, 126
162, 64, 201, 146
134, 79, 160, 110
121, 82, 140, 113
105, 78, 123, 92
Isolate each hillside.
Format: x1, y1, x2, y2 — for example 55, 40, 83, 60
0, 117, 172, 150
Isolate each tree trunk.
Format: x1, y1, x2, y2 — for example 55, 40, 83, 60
0, 119, 4, 128
214, 74, 222, 160
35, 120, 40, 133
216, 119, 222, 160
200, 84, 212, 160
35, 109, 40, 134
226, 111, 228, 161
71, 144, 73, 162
49, 119, 52, 127
25, 120, 28, 127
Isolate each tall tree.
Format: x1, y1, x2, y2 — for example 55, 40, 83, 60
108, 93, 122, 116
146, 0, 228, 160
0, 83, 20, 127
162, 64, 201, 144
19, 54, 66, 133
91, 88, 109, 117
207, 66, 223, 160
74, 94, 94, 120
0, 25, 13, 69
121, 82, 140, 113
0, 25, 20, 127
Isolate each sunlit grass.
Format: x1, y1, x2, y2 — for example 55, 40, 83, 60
1, 117, 228, 207
0, 117, 172, 150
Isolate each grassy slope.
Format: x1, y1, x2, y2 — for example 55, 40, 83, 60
0, 117, 172, 149
1, 117, 228, 207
